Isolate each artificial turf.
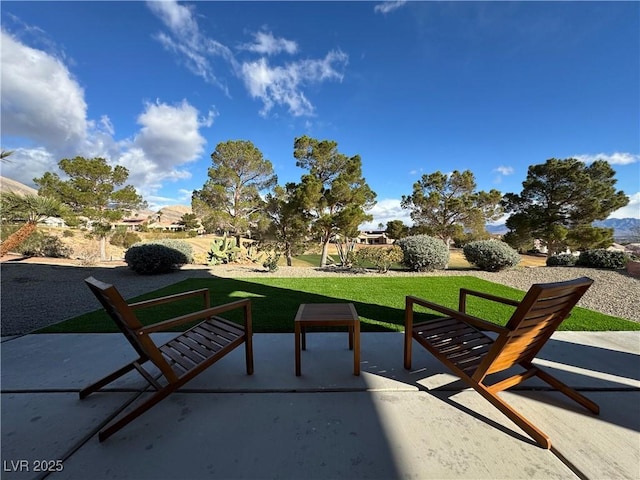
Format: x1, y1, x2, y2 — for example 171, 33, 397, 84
37, 276, 640, 333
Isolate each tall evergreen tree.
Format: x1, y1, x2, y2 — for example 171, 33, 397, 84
193, 140, 276, 245
401, 170, 502, 248
385, 220, 409, 240
34, 157, 145, 260
263, 183, 311, 266
502, 158, 628, 254
294, 135, 376, 267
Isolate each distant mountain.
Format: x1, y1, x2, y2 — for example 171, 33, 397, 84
0, 176, 193, 225
593, 218, 640, 239
486, 218, 640, 240
155, 205, 192, 225
0, 176, 38, 196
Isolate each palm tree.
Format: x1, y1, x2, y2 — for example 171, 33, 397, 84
1, 149, 14, 161
0, 193, 66, 256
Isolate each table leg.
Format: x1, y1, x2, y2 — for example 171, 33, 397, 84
301, 327, 306, 350
353, 321, 360, 376
348, 326, 353, 350
295, 323, 301, 376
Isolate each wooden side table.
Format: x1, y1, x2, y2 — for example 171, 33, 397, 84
294, 303, 360, 376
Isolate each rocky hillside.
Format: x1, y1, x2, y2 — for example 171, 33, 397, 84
1, 175, 193, 222
488, 218, 639, 241
153, 205, 192, 224
0, 176, 38, 196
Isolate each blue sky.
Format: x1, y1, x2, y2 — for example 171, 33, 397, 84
2, 1, 639, 228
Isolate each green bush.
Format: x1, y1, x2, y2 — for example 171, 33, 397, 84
17, 232, 72, 258
463, 240, 520, 272
396, 235, 449, 272
62, 229, 75, 238
262, 253, 281, 272
546, 253, 578, 267
151, 239, 194, 263
110, 230, 142, 249
576, 249, 627, 269
353, 246, 403, 273
125, 239, 194, 275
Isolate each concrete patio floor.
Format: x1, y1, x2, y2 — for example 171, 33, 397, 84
1, 331, 639, 480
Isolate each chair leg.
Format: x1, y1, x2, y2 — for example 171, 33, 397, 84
80, 362, 138, 399
474, 382, 552, 449
404, 333, 413, 370
245, 335, 254, 375
98, 386, 176, 442
534, 367, 600, 414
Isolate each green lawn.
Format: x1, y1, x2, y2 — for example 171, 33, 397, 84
38, 276, 639, 333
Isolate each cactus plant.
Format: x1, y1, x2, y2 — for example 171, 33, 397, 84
207, 233, 241, 265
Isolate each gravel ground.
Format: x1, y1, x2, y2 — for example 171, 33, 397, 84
1, 259, 638, 336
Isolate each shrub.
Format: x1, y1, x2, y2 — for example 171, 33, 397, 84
546, 253, 577, 267
262, 253, 281, 272
62, 229, 75, 238
576, 249, 628, 269
17, 232, 72, 258
151, 239, 194, 263
125, 239, 194, 275
110, 230, 142, 249
75, 246, 100, 266
463, 240, 520, 272
354, 246, 403, 273
396, 235, 449, 272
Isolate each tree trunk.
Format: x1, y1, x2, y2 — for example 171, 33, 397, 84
320, 236, 331, 267
99, 236, 107, 261
285, 243, 293, 267
0, 222, 38, 256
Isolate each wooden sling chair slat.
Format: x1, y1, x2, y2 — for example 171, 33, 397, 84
404, 276, 599, 449
80, 276, 253, 442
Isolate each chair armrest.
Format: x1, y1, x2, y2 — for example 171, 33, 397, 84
136, 299, 252, 335
406, 295, 507, 334
129, 288, 210, 310
459, 288, 521, 308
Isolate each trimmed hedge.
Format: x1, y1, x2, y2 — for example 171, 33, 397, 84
463, 240, 520, 272
125, 239, 194, 275
396, 235, 449, 272
576, 249, 628, 269
546, 253, 578, 267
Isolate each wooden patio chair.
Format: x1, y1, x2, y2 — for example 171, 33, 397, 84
81, 276, 253, 442
404, 276, 599, 449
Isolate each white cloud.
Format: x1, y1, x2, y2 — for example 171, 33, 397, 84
241, 51, 348, 117
146, 0, 197, 34
239, 31, 298, 56
0, 30, 88, 154
359, 198, 412, 230
148, 0, 235, 90
494, 165, 514, 176
374, 1, 407, 15
112, 99, 215, 200
609, 192, 640, 219
493, 165, 515, 184
147, 1, 348, 117
0, 147, 58, 188
134, 99, 213, 169
0, 29, 214, 204
574, 152, 640, 166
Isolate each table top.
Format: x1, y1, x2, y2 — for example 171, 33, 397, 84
294, 303, 359, 324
